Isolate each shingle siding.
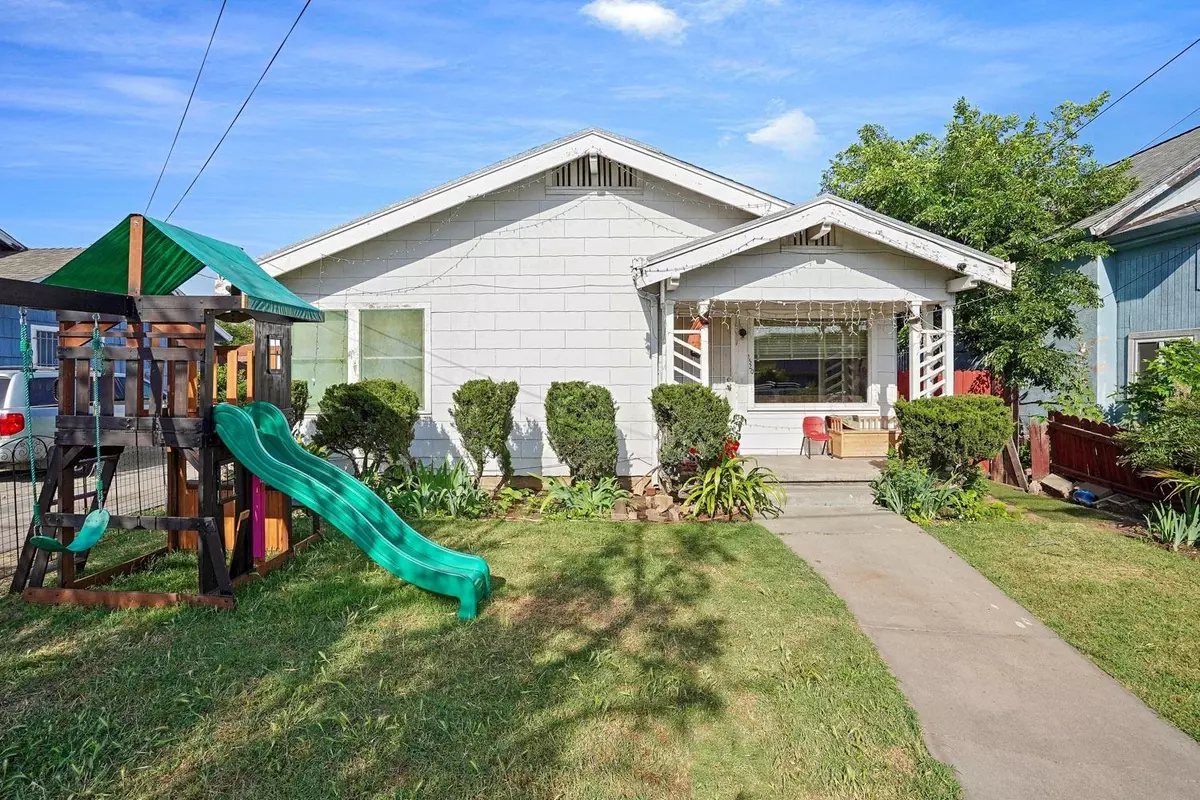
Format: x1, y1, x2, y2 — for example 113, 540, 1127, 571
280, 176, 753, 476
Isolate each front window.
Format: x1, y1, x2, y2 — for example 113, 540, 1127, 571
360, 309, 426, 409
292, 311, 349, 410
754, 320, 868, 404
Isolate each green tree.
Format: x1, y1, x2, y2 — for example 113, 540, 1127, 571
822, 95, 1137, 409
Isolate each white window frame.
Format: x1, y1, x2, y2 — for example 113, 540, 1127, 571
29, 324, 59, 368
344, 301, 433, 414
1127, 328, 1200, 381
747, 318, 875, 411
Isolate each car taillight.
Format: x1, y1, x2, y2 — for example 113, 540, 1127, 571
0, 412, 25, 437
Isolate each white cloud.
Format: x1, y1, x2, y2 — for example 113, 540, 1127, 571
746, 108, 819, 156
580, 0, 687, 42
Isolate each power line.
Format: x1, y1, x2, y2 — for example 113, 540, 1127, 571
164, 0, 314, 223
145, 0, 229, 215
1078, 36, 1200, 134
1139, 103, 1200, 151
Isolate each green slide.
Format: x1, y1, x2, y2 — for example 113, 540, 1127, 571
213, 404, 489, 619
243, 402, 491, 595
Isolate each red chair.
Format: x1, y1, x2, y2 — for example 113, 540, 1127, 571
802, 416, 831, 458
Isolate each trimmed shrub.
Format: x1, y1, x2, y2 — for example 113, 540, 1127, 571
451, 378, 519, 482
895, 395, 1013, 477
289, 379, 310, 428
544, 381, 619, 480
1118, 393, 1200, 474
313, 379, 420, 477
651, 384, 731, 485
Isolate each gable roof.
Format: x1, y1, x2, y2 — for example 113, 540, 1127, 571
0, 227, 23, 252
1076, 124, 1200, 236
634, 193, 1013, 290
0, 248, 86, 281
258, 127, 791, 277
46, 216, 321, 322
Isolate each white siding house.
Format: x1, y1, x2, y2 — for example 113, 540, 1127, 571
259, 129, 1012, 476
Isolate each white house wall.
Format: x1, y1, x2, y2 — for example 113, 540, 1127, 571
279, 176, 754, 476
669, 228, 954, 304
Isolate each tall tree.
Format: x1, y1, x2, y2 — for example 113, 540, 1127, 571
821, 95, 1137, 408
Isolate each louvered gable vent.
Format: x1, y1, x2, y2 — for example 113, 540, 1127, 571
547, 155, 640, 191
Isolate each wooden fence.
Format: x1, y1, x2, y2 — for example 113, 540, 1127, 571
1046, 412, 1168, 501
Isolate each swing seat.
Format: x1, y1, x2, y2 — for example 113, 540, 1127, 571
30, 509, 111, 553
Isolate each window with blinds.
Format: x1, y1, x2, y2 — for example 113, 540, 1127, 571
360, 309, 425, 408
753, 320, 868, 403
291, 311, 348, 411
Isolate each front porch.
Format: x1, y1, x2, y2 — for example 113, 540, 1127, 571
663, 298, 955, 456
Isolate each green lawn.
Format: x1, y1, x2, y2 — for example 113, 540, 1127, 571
928, 483, 1200, 741
0, 518, 958, 799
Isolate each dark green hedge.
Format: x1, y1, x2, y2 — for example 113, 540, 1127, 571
545, 381, 619, 480
896, 395, 1013, 477
651, 384, 731, 484
314, 379, 420, 476
451, 378, 519, 481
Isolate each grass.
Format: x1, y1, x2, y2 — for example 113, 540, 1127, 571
927, 482, 1200, 742
0, 518, 960, 800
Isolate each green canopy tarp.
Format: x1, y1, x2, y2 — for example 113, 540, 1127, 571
44, 215, 322, 322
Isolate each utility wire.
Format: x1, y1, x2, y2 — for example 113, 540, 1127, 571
1077, 36, 1200, 134
1139, 103, 1200, 151
145, 0, 229, 215
164, 0, 314, 222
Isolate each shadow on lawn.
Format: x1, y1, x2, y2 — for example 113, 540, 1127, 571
2, 521, 737, 799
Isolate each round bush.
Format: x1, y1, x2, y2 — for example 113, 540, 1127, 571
544, 381, 619, 480
314, 379, 420, 476
895, 395, 1013, 477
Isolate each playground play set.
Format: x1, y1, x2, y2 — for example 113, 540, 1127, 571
5, 214, 490, 619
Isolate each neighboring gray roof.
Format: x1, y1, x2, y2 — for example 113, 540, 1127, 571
0, 248, 86, 281
0, 227, 22, 251
1076, 125, 1200, 233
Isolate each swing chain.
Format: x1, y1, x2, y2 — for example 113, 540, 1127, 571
91, 313, 104, 510
18, 308, 41, 529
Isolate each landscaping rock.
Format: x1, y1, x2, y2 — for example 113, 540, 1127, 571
627, 510, 640, 522
650, 493, 672, 512
1040, 473, 1075, 499
1076, 482, 1114, 501
667, 506, 682, 522
613, 498, 628, 517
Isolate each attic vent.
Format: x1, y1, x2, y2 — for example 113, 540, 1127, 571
783, 225, 839, 249
547, 155, 640, 192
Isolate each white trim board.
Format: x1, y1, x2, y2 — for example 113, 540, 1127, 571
258, 128, 790, 278
635, 194, 1014, 291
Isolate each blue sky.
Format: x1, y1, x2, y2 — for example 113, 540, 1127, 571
3, 0, 1199, 272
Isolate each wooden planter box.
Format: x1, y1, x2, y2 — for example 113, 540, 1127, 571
828, 416, 899, 458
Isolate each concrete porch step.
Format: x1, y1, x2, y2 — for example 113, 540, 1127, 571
781, 481, 877, 508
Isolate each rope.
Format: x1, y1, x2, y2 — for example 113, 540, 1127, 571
91, 314, 104, 510
18, 308, 41, 528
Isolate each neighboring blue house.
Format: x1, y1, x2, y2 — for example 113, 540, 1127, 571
1071, 126, 1200, 411
0, 227, 83, 369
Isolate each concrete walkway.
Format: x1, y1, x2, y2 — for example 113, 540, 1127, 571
766, 497, 1200, 800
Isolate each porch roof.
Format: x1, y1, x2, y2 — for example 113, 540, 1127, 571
633, 194, 1014, 291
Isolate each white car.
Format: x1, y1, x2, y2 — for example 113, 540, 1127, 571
0, 368, 58, 466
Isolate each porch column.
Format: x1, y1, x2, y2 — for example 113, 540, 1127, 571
942, 299, 955, 396
660, 297, 675, 384
907, 301, 921, 400
698, 301, 711, 387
